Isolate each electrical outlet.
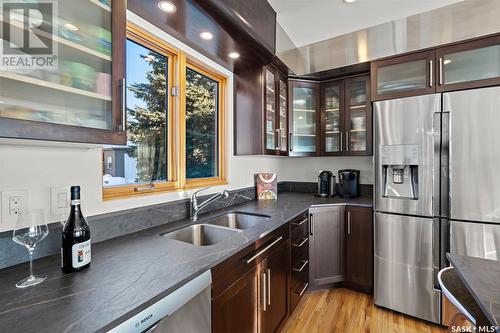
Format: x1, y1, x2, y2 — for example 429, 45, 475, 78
1, 190, 29, 224
50, 187, 69, 216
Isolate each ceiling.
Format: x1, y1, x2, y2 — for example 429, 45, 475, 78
268, 0, 463, 47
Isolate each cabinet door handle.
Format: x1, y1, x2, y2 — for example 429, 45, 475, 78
292, 218, 308, 226
267, 268, 271, 306
429, 60, 433, 87
309, 214, 314, 236
340, 132, 343, 152
289, 133, 293, 151
439, 58, 443, 85
292, 237, 308, 248
292, 260, 309, 272
261, 272, 267, 311
275, 129, 280, 150
119, 78, 126, 131
296, 282, 309, 296
347, 211, 351, 235
346, 131, 349, 151
245, 236, 283, 264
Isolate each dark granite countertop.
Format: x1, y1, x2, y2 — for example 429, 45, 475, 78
0, 193, 371, 333
448, 254, 500, 332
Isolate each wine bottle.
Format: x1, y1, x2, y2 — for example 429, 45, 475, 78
61, 186, 91, 273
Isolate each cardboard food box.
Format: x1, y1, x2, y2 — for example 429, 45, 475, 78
255, 173, 277, 200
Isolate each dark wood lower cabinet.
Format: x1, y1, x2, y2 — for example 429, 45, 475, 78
212, 265, 259, 333
344, 206, 373, 293
260, 241, 289, 333
212, 224, 290, 333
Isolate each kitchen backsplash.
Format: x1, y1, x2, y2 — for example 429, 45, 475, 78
0, 182, 372, 269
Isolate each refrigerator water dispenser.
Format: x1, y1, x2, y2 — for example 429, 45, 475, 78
381, 144, 419, 200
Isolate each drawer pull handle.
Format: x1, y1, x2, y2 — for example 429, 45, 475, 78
292, 260, 309, 272
292, 218, 307, 226
292, 238, 308, 248
296, 282, 309, 296
245, 236, 283, 264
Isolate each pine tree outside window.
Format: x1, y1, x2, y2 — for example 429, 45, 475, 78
103, 24, 227, 200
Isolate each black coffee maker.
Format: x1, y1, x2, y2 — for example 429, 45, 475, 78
338, 169, 360, 198
316, 170, 335, 197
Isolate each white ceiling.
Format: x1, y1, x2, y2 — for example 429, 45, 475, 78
269, 0, 464, 47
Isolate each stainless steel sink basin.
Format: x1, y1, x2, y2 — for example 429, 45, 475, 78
163, 224, 240, 246
205, 212, 270, 230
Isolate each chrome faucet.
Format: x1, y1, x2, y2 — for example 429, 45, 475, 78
190, 187, 230, 221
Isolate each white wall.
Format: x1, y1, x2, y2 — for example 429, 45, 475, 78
0, 12, 372, 232
278, 156, 373, 184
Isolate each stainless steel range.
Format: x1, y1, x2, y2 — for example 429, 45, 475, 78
373, 86, 500, 324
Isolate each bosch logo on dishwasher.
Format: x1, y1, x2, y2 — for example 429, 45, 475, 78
135, 313, 153, 328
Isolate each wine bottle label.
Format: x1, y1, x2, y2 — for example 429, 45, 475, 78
72, 239, 91, 268
71, 199, 81, 205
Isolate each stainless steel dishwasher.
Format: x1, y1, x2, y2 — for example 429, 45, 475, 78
108, 270, 211, 333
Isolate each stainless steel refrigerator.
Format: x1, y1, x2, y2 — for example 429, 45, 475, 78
373, 86, 500, 324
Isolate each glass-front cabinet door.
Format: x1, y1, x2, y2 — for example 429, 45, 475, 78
0, 0, 126, 144
278, 77, 288, 154
345, 75, 372, 156
290, 80, 319, 156
321, 81, 343, 155
436, 35, 500, 92
371, 50, 435, 101
264, 68, 276, 153
263, 67, 288, 155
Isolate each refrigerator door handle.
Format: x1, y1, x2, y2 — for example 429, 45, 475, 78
432, 112, 442, 218
441, 111, 450, 218
432, 218, 441, 291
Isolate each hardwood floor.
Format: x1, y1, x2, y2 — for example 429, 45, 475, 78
281, 288, 446, 333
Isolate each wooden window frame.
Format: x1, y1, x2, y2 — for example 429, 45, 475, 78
182, 59, 228, 190
103, 24, 227, 200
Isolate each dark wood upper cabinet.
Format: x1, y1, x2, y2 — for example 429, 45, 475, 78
370, 50, 436, 101
436, 34, 500, 92
345, 206, 373, 293
289, 79, 320, 157
0, 0, 126, 144
344, 75, 372, 156
320, 75, 372, 156
264, 66, 289, 156
320, 80, 344, 156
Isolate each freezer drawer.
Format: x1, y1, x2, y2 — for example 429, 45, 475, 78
450, 220, 500, 260
445, 86, 500, 223
374, 94, 441, 217
374, 212, 440, 323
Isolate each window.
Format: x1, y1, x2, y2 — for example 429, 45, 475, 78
186, 67, 219, 179
103, 25, 226, 199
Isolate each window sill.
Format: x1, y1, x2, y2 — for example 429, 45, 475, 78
102, 178, 228, 201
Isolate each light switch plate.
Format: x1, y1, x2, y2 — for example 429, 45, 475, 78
50, 187, 69, 216
1, 190, 29, 225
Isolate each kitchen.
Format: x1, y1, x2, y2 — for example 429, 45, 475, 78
0, 0, 499, 332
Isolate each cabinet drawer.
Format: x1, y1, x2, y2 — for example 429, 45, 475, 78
212, 223, 289, 297
290, 280, 309, 313
291, 260, 309, 291
291, 238, 309, 262
291, 212, 309, 240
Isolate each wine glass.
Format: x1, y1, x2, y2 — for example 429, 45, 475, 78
12, 209, 49, 288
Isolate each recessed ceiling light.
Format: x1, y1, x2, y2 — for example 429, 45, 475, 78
444, 59, 452, 65
158, 1, 176, 13
228, 52, 240, 59
200, 31, 214, 40
343, 0, 356, 3
63, 23, 79, 31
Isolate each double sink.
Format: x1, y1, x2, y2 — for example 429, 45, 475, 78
163, 212, 270, 246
